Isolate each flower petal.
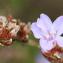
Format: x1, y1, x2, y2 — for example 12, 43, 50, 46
40, 38, 56, 53
31, 22, 43, 39
53, 16, 63, 35
56, 36, 63, 47
37, 13, 53, 33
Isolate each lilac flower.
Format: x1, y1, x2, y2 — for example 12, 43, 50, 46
31, 13, 63, 53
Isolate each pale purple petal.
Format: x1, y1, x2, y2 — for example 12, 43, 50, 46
31, 22, 43, 39
40, 38, 56, 53
53, 16, 63, 35
56, 36, 63, 47
37, 13, 53, 33
35, 53, 51, 63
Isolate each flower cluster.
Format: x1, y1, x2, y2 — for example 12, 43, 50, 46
0, 15, 30, 46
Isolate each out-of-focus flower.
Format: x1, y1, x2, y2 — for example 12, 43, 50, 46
0, 28, 12, 46
0, 16, 12, 46
0, 16, 20, 46
35, 53, 51, 63
31, 13, 63, 53
7, 19, 20, 37
17, 22, 30, 42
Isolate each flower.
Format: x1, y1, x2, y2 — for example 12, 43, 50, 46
17, 22, 30, 42
31, 13, 63, 53
0, 28, 12, 46
35, 53, 51, 63
8, 18, 20, 37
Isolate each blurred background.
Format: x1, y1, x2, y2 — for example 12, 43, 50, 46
0, 0, 63, 63
1, 0, 63, 22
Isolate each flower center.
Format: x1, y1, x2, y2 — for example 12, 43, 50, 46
43, 31, 57, 41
